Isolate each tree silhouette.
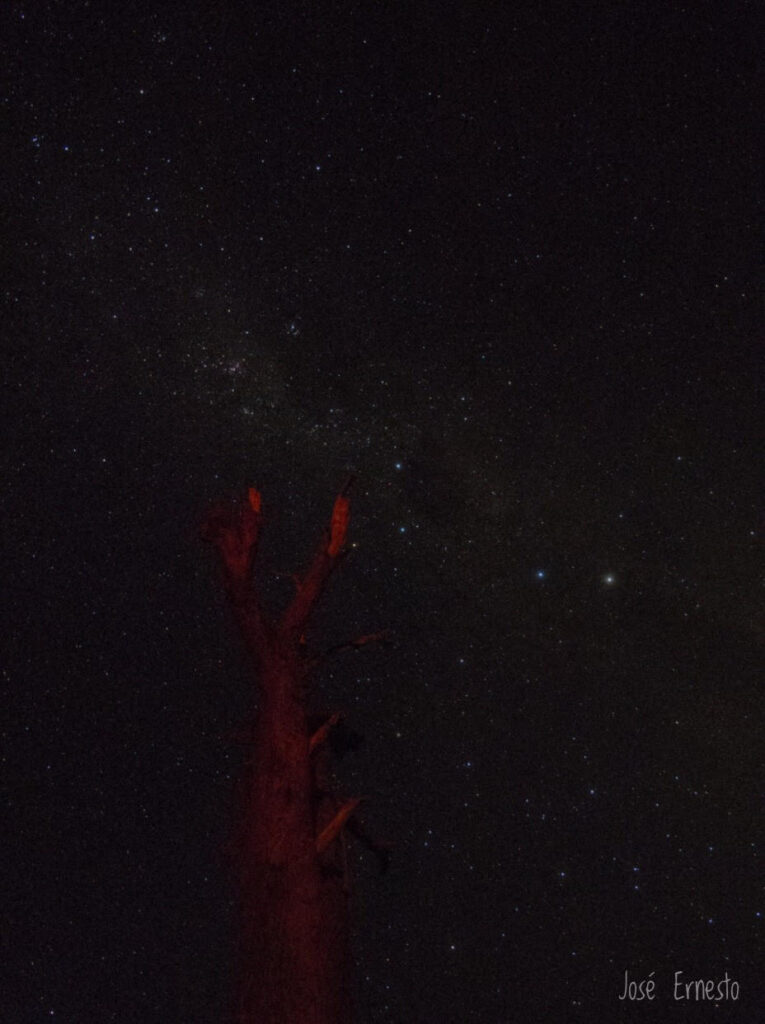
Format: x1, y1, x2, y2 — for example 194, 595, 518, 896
202, 477, 387, 1023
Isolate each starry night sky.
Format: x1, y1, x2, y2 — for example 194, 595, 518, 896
3, 3, 761, 1021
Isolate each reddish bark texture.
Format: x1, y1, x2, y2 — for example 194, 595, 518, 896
202, 480, 361, 1024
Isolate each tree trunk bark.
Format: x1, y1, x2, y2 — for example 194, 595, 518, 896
202, 483, 359, 1023
234, 660, 352, 1024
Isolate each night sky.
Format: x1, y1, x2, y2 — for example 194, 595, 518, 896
3, 3, 761, 1021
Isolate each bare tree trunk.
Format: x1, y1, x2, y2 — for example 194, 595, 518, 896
202, 481, 365, 1024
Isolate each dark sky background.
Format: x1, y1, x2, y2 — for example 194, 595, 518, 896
3, 2, 761, 1021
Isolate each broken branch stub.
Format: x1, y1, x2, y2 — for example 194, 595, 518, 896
316, 797, 364, 854
309, 711, 343, 754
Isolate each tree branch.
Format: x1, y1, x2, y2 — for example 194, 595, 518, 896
309, 711, 343, 754
201, 486, 270, 645
316, 797, 364, 854
323, 630, 393, 660
280, 477, 355, 638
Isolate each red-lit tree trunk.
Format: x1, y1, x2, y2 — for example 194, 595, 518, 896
202, 479, 372, 1024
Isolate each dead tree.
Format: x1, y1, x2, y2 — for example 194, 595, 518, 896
202, 478, 386, 1024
